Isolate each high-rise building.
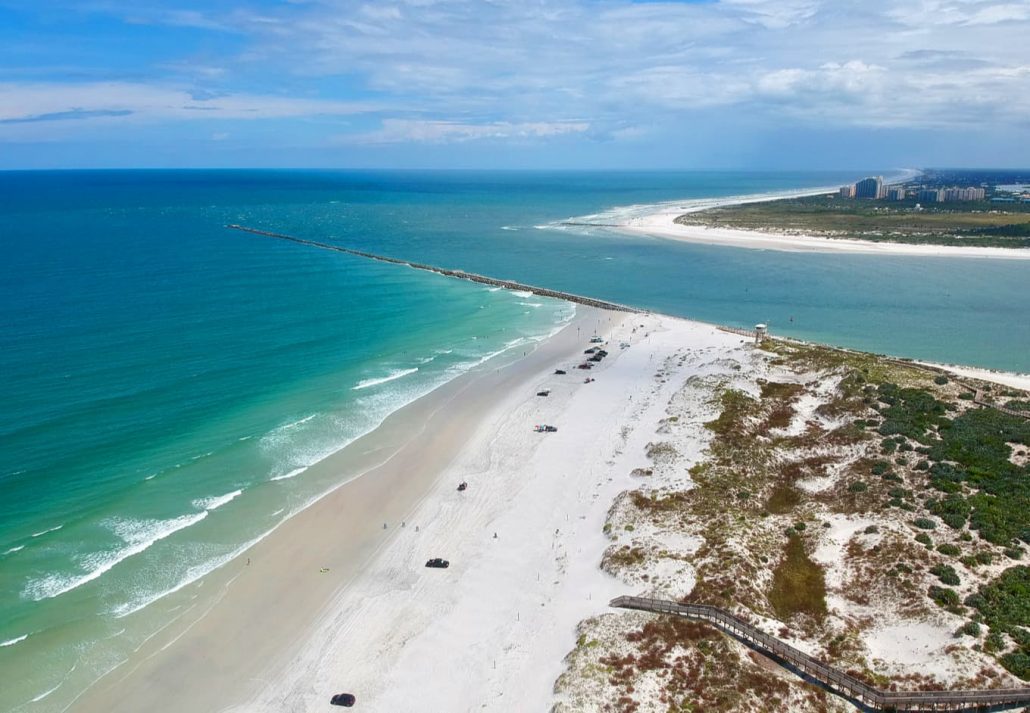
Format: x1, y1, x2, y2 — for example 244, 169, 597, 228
886, 186, 906, 201
839, 185, 856, 198
942, 187, 985, 202
917, 189, 943, 203
855, 176, 884, 199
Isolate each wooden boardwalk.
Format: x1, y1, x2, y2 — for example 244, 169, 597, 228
611, 596, 1030, 712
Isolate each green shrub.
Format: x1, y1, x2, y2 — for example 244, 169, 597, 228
889, 487, 911, 499
1005, 548, 1024, 560
937, 543, 961, 556
848, 481, 868, 493
934, 375, 950, 385
929, 494, 971, 529
966, 566, 1030, 677
913, 518, 937, 530
916, 533, 933, 547
958, 621, 981, 637
984, 630, 1006, 653
864, 525, 879, 534
1002, 651, 1030, 679
959, 392, 974, 400
871, 460, 890, 475
931, 564, 961, 586
929, 585, 963, 611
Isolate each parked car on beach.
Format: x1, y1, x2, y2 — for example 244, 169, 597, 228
330, 693, 356, 707
425, 558, 450, 568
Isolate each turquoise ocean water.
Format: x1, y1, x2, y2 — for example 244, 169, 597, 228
1, 169, 1028, 709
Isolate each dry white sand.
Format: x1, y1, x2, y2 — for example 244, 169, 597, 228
231, 313, 745, 712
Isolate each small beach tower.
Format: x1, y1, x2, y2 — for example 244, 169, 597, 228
754, 324, 768, 345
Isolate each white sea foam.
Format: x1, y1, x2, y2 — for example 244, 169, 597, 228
511, 290, 534, 298
270, 467, 307, 482
500, 225, 518, 231
0, 634, 27, 647
112, 532, 268, 619
271, 508, 286, 517
24, 513, 208, 601
31, 524, 63, 538
30, 683, 61, 703
3, 545, 25, 555
352, 367, 419, 391
517, 302, 543, 308
279, 414, 317, 430
488, 287, 502, 292
192, 489, 243, 511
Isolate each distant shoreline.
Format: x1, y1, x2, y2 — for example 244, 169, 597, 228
605, 173, 1030, 259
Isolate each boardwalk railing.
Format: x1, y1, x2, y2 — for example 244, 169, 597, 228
718, 325, 758, 340
611, 596, 1030, 711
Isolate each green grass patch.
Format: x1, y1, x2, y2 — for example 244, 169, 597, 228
768, 535, 827, 621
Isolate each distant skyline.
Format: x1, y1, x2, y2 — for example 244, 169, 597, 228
1, 0, 1029, 170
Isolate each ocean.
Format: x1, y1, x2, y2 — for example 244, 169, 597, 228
1, 169, 1028, 710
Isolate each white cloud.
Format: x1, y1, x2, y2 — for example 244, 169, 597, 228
3, 0, 1029, 145
347, 119, 590, 144
0, 82, 382, 124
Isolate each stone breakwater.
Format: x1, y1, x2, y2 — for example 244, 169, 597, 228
226, 224, 641, 313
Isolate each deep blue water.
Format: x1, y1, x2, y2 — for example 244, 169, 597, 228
0, 169, 1027, 710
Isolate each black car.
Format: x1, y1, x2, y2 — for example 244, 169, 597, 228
536, 390, 550, 397
425, 558, 450, 568
330, 693, 356, 707
554, 369, 567, 375
583, 347, 598, 354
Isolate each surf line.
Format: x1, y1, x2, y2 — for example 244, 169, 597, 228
226, 225, 640, 314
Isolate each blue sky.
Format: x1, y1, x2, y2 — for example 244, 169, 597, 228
1, 0, 1028, 169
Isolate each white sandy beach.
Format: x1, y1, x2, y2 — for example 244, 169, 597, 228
70, 307, 747, 712
616, 206, 1030, 259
